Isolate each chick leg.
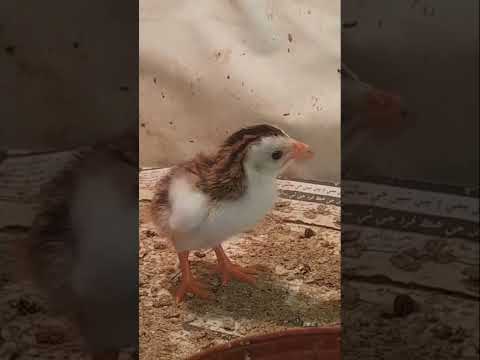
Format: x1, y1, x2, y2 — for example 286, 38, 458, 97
175, 251, 211, 303
213, 245, 257, 286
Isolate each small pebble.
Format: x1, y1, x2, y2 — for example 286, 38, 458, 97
165, 311, 180, 319
144, 229, 158, 238
194, 251, 206, 258
275, 265, 288, 276
222, 318, 236, 331
393, 294, 417, 317
153, 297, 172, 308
298, 264, 311, 275
303, 228, 316, 238
184, 313, 197, 323
286, 273, 296, 281
154, 242, 167, 250
193, 331, 207, 340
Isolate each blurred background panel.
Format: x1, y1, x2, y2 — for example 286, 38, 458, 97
342, 0, 479, 186
0, 0, 137, 152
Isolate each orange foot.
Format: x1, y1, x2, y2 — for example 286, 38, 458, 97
175, 275, 211, 303
175, 251, 212, 303
213, 246, 257, 286
215, 261, 257, 286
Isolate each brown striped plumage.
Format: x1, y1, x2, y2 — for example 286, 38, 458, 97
150, 125, 288, 235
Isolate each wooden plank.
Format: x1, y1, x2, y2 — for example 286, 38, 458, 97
342, 179, 479, 358
343, 180, 478, 222
342, 178, 479, 298
343, 225, 478, 298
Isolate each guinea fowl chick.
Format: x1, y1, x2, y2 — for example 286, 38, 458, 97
15, 141, 138, 360
151, 124, 314, 303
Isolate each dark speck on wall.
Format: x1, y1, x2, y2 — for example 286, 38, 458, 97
189, 140, 195, 143
169, 121, 173, 125
283, 113, 290, 116
378, 20, 383, 28
5, 46, 15, 55
342, 21, 358, 29
288, 33, 293, 42
120, 86, 129, 91
288, 48, 290, 53
153, 77, 157, 84
73, 42, 80, 48
141, 123, 146, 127
226, 75, 230, 79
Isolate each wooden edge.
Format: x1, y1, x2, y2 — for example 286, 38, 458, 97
187, 326, 341, 360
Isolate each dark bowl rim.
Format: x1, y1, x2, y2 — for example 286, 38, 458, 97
187, 325, 341, 360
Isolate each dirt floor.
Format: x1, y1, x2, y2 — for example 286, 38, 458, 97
139, 196, 341, 360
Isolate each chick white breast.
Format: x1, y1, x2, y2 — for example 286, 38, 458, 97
168, 169, 278, 251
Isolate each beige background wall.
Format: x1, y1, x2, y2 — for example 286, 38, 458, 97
139, 0, 341, 182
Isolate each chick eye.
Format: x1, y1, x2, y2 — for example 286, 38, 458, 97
271, 150, 283, 160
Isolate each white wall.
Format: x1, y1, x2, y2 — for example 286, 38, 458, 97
140, 0, 341, 182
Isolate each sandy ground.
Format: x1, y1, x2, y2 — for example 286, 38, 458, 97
139, 197, 341, 360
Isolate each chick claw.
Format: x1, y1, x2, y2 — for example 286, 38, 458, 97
175, 277, 211, 303
215, 262, 257, 286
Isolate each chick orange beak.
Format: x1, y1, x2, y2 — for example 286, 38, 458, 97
291, 141, 314, 160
